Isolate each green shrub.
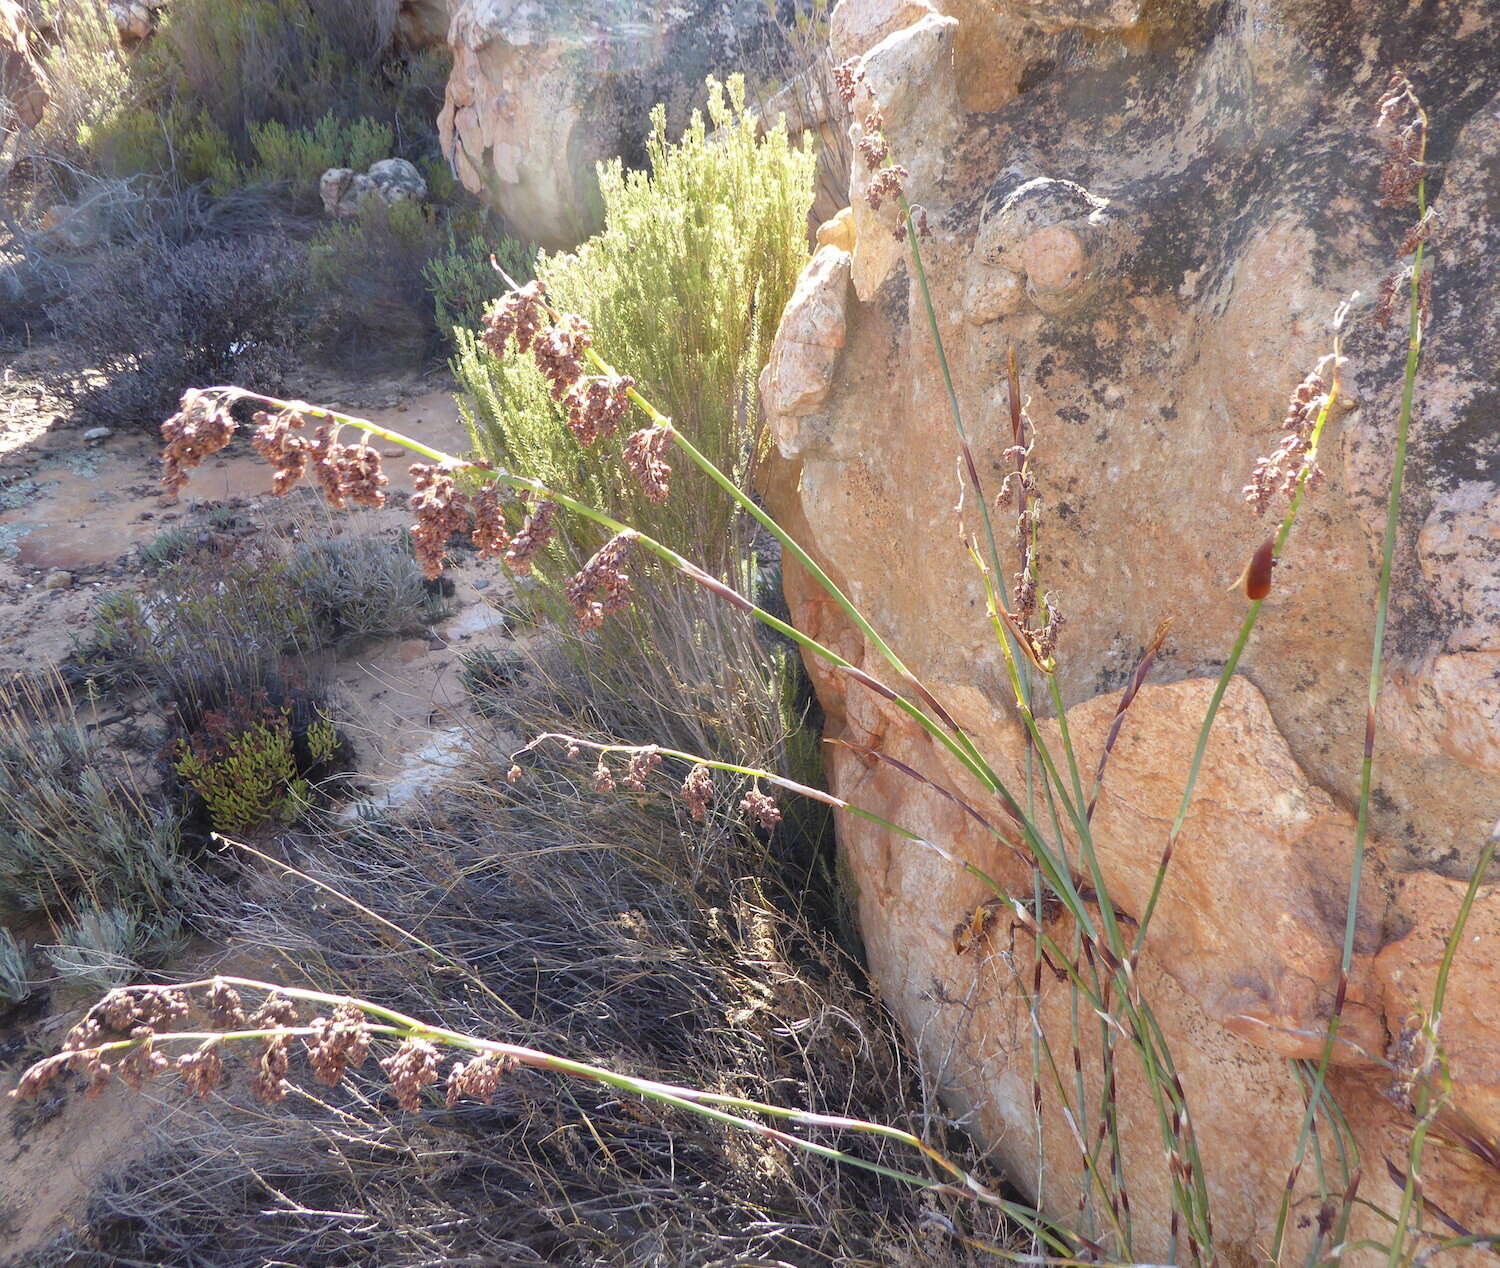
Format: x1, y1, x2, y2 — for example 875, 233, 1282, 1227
424, 227, 537, 349
173, 692, 339, 834
455, 75, 816, 574
214, 113, 394, 208
149, 0, 445, 176
78, 103, 172, 178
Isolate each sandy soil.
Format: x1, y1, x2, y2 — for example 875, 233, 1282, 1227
0, 357, 526, 1260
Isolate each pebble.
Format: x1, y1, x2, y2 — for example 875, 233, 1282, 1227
82, 426, 114, 442
43, 570, 73, 590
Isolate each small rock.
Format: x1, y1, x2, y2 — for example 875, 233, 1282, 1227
427, 636, 448, 651
82, 426, 114, 442
473, 578, 491, 590
43, 570, 73, 590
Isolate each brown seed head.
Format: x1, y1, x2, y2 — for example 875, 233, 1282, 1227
445, 1051, 516, 1107
252, 409, 313, 496
622, 746, 662, 791
205, 978, 247, 1029
381, 1037, 443, 1111
740, 788, 783, 831
1375, 72, 1428, 210
162, 390, 237, 496
119, 1028, 170, 1090
176, 1043, 226, 1098
10, 1051, 79, 1100
306, 1003, 372, 1086
680, 763, 714, 822
565, 374, 635, 447
866, 165, 909, 212
832, 57, 863, 105
408, 463, 474, 579
471, 485, 512, 559
564, 533, 635, 631
503, 498, 559, 574
533, 316, 593, 402
623, 426, 672, 502
481, 280, 549, 357
251, 1035, 292, 1103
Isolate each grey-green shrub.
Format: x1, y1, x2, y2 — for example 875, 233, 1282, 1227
455, 74, 816, 574
424, 227, 537, 350
0, 928, 30, 1006
0, 694, 185, 936
290, 527, 449, 648
44, 902, 173, 993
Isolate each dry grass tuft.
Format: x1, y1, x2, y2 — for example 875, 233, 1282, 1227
24, 643, 1005, 1265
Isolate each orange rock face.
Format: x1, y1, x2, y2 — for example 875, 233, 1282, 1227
764, 0, 1500, 1258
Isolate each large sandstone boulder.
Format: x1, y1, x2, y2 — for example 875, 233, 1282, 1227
763, 0, 1500, 1258
437, 0, 784, 249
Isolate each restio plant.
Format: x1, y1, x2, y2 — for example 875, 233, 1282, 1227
18, 69, 1487, 1268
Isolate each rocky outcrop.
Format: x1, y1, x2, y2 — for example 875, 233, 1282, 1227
109, 2, 160, 43
319, 158, 428, 219
1, 0, 46, 131
764, 0, 1500, 1258
437, 0, 784, 249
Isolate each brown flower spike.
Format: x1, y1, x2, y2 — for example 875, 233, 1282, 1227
162, 390, 237, 495
565, 533, 636, 631
381, 1038, 443, 1112
623, 426, 673, 503
680, 763, 714, 821
481, 279, 549, 357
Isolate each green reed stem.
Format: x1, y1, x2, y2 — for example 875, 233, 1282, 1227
1386, 831, 1495, 1266
1272, 152, 1427, 1268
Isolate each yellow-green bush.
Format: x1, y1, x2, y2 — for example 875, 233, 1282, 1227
174, 698, 339, 834
455, 74, 816, 574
